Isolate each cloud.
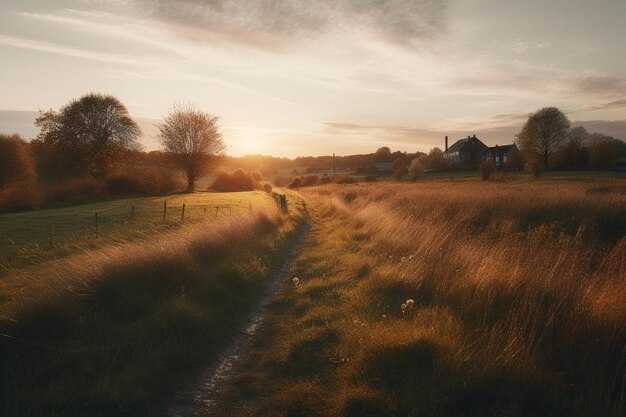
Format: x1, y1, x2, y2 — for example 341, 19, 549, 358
0, 34, 157, 66
133, 0, 448, 49
570, 76, 626, 97
582, 99, 626, 112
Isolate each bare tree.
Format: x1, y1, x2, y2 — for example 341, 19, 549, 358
158, 104, 225, 192
35, 93, 141, 178
516, 107, 570, 169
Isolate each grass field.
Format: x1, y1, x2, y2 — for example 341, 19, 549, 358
213, 179, 626, 417
0, 189, 306, 416
0, 191, 275, 271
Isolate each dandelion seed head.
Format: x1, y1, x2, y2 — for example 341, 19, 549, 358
292, 277, 300, 287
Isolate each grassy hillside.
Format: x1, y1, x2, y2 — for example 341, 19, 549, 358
214, 179, 626, 417
0, 191, 274, 271
0, 192, 306, 416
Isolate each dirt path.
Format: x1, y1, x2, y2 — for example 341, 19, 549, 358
166, 223, 310, 417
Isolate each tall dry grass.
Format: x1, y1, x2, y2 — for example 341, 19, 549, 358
0, 203, 305, 416
216, 180, 625, 417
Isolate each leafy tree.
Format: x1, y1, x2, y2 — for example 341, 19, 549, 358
589, 134, 626, 169
0, 134, 36, 188
555, 126, 591, 170
516, 107, 570, 169
35, 93, 141, 178
408, 158, 424, 180
425, 147, 447, 170
375, 146, 392, 162
392, 157, 406, 180
158, 103, 225, 192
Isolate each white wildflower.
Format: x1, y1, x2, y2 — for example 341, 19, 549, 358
292, 277, 300, 287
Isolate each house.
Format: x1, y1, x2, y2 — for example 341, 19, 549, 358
374, 162, 393, 172
484, 144, 518, 167
443, 135, 489, 168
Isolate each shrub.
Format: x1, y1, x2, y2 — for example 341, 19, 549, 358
408, 158, 424, 180
0, 182, 44, 212
210, 169, 256, 192
105, 167, 181, 195
288, 177, 302, 189
479, 161, 496, 180
320, 174, 332, 185
250, 171, 264, 181
273, 175, 292, 187
392, 158, 406, 181
45, 178, 106, 204
0, 134, 36, 188
524, 160, 542, 179
365, 175, 377, 182
263, 182, 272, 193
302, 175, 319, 186
336, 176, 356, 184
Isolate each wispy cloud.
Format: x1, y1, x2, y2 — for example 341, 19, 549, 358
133, 0, 449, 50
582, 99, 626, 112
0, 35, 156, 65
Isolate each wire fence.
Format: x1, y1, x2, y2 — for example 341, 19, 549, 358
0, 193, 290, 272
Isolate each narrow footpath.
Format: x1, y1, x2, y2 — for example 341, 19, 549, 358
166, 223, 311, 417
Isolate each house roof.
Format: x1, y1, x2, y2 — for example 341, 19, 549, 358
445, 135, 486, 154
485, 144, 517, 156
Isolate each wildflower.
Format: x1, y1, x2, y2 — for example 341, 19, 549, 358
401, 256, 406, 262
292, 277, 300, 287
401, 303, 407, 314
408, 255, 414, 260
382, 314, 387, 319
406, 299, 414, 309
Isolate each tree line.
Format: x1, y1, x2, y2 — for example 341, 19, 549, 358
1, 93, 227, 210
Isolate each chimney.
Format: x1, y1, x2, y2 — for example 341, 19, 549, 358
472, 134, 476, 139
445, 136, 448, 151
467, 135, 471, 139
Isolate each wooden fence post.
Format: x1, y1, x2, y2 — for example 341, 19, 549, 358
181, 203, 186, 220
163, 201, 167, 223
95, 212, 99, 237
130, 205, 135, 220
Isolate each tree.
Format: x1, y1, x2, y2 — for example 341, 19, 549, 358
555, 126, 591, 170
0, 134, 36, 188
375, 146, 392, 162
158, 104, 225, 192
35, 93, 141, 178
425, 147, 447, 170
408, 158, 424, 180
588, 134, 626, 170
516, 107, 570, 169
392, 157, 406, 180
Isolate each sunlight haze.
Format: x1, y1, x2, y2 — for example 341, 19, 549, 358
1, 0, 625, 156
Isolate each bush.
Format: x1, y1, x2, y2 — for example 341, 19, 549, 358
479, 161, 496, 180
210, 169, 257, 192
524, 160, 542, 179
321, 174, 332, 184
273, 175, 292, 187
105, 167, 181, 195
0, 134, 36, 188
336, 176, 356, 184
45, 178, 106, 204
263, 182, 272, 193
0, 182, 44, 212
288, 177, 302, 189
302, 175, 319, 186
250, 171, 264, 181
365, 176, 377, 182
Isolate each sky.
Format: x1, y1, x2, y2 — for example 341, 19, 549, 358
1, 0, 625, 157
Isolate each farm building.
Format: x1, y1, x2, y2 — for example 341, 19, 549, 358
484, 144, 518, 167
443, 135, 489, 168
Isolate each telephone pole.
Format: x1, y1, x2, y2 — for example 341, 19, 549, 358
333, 153, 336, 177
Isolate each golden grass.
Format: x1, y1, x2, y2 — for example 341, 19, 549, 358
0, 198, 306, 416
215, 180, 626, 417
